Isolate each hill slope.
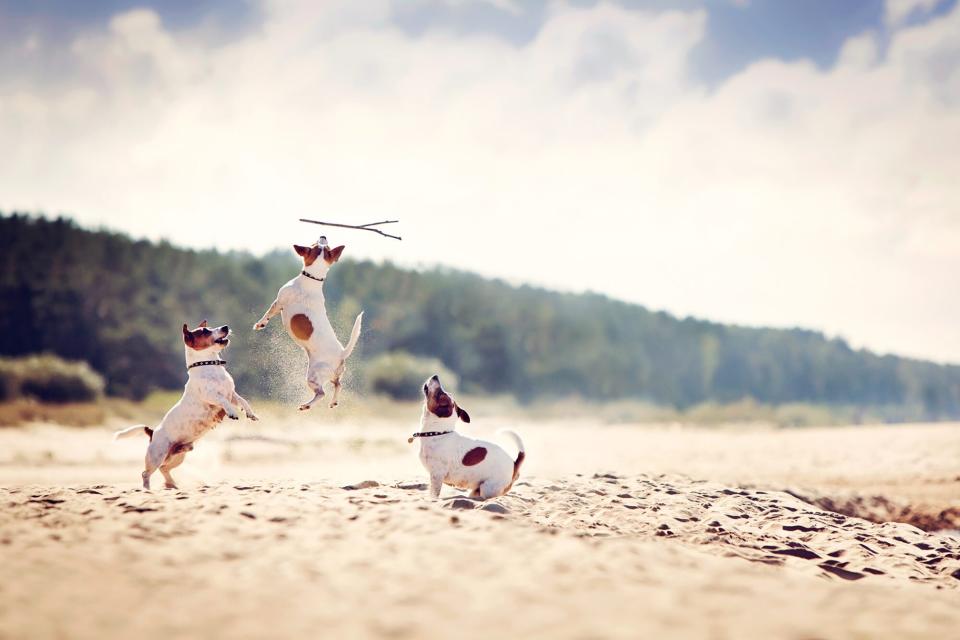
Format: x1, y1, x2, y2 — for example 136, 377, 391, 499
1, 213, 958, 418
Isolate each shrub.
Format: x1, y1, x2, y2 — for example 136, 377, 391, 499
363, 351, 458, 400
773, 403, 845, 428
684, 397, 774, 424
0, 354, 105, 404
0, 365, 17, 402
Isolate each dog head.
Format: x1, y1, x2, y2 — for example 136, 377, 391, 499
293, 239, 345, 278
182, 320, 231, 355
422, 374, 470, 426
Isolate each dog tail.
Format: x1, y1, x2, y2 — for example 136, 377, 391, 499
498, 429, 526, 481
341, 311, 364, 360
113, 424, 153, 441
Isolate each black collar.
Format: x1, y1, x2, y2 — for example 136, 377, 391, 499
188, 360, 226, 370
301, 270, 325, 283
407, 430, 452, 444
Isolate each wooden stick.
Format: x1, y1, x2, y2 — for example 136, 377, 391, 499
299, 218, 402, 240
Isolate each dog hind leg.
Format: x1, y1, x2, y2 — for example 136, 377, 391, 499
299, 384, 324, 411
300, 363, 333, 411
160, 451, 187, 489
328, 361, 347, 409
142, 440, 168, 490
478, 480, 506, 500
328, 377, 342, 408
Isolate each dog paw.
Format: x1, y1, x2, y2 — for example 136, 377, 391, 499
328, 401, 338, 409
298, 404, 311, 411
164, 483, 178, 490
227, 414, 239, 420
253, 322, 267, 331
247, 413, 259, 421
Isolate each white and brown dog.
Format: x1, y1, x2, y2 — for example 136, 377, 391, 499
114, 321, 258, 489
414, 375, 525, 499
253, 237, 363, 410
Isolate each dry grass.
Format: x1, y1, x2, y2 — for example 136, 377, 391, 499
0, 398, 147, 428
0, 390, 929, 430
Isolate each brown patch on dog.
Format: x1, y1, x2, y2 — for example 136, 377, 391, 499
290, 313, 314, 340
294, 244, 323, 267
427, 390, 455, 418
513, 450, 525, 479
169, 441, 194, 456
182, 324, 217, 350
462, 446, 487, 466
501, 450, 525, 495
323, 245, 345, 264
215, 408, 226, 422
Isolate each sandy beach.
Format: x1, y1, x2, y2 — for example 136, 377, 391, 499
1, 416, 959, 639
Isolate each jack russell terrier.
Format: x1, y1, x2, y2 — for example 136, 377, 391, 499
253, 237, 363, 410
114, 321, 258, 489
413, 375, 525, 499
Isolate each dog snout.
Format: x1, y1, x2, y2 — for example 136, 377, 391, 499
431, 374, 439, 382
221, 325, 230, 334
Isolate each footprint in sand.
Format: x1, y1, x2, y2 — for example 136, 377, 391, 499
819, 563, 866, 580
342, 480, 380, 491
480, 503, 509, 514
773, 547, 820, 560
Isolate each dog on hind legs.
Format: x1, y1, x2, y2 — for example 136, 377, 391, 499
414, 375, 525, 500
113, 321, 258, 489
253, 236, 363, 411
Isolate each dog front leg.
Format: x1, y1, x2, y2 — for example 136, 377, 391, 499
205, 390, 241, 420
429, 472, 445, 499
253, 299, 280, 330
233, 393, 259, 421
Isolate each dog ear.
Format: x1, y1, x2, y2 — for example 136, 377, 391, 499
324, 245, 345, 263
293, 244, 309, 257
456, 406, 471, 424
198, 320, 208, 328
182, 323, 193, 344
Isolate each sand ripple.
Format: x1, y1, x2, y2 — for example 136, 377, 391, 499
1, 474, 959, 639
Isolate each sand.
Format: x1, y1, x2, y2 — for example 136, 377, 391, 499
1, 416, 958, 639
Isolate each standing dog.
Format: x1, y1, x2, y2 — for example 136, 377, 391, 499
114, 321, 258, 489
253, 237, 363, 410
413, 375, 525, 499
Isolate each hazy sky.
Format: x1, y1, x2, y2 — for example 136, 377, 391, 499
2, 0, 959, 363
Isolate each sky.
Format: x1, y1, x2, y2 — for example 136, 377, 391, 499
1, 0, 959, 364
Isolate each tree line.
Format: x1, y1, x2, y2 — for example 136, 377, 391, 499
2, 213, 958, 418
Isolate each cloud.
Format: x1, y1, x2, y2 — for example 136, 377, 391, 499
885, 0, 942, 26
1, 0, 959, 363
